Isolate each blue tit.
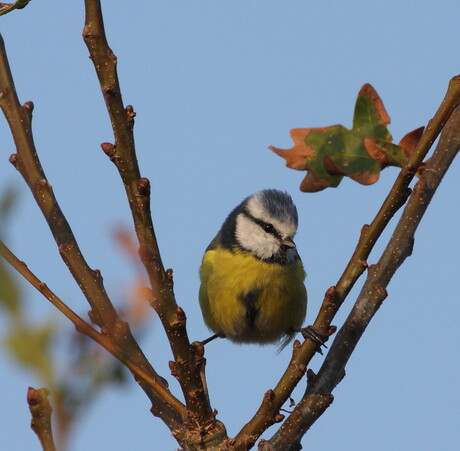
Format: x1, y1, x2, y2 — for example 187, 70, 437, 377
199, 189, 307, 349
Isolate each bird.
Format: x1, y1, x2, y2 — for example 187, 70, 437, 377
198, 189, 309, 350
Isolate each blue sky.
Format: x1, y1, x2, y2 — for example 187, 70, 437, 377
0, 1, 459, 450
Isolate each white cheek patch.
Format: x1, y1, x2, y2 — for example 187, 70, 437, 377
235, 214, 280, 259
246, 195, 297, 239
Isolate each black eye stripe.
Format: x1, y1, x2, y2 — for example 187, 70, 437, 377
244, 213, 281, 239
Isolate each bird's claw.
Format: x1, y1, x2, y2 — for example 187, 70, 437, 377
200, 333, 224, 346
300, 325, 329, 355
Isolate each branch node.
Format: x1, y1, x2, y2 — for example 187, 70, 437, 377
327, 325, 337, 336
324, 286, 338, 307
292, 339, 301, 350
191, 341, 205, 359
92, 268, 102, 280
36, 178, 51, 190
58, 241, 74, 256
0, 86, 11, 100
87, 309, 102, 327
274, 413, 285, 423
296, 363, 307, 376
9, 153, 18, 168
137, 177, 151, 196
103, 84, 117, 97
100, 326, 109, 336
169, 360, 179, 378
38, 282, 47, 293
138, 245, 162, 271
35, 179, 53, 198
306, 369, 317, 384
126, 104, 136, 128
359, 224, 370, 242
171, 307, 186, 329
125, 104, 136, 117
22, 100, 34, 120
101, 141, 116, 158
413, 177, 431, 200
263, 389, 275, 404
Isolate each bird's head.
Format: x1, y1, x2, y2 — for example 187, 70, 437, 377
232, 189, 300, 264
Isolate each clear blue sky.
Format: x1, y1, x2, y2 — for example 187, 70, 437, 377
0, 1, 459, 450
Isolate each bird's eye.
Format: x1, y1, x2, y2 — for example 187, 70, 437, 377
262, 223, 275, 234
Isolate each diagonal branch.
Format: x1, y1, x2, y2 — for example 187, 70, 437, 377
233, 75, 460, 450
0, 33, 117, 331
266, 103, 460, 451
0, 34, 183, 431
0, 238, 185, 419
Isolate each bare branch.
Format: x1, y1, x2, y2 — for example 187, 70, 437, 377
266, 100, 460, 451
27, 387, 56, 451
0, 0, 32, 17
234, 75, 460, 449
0, 33, 183, 432
81, 0, 222, 442
0, 239, 185, 420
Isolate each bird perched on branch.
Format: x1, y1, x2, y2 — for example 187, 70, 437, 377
199, 189, 314, 350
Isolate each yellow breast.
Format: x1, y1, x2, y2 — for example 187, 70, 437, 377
199, 246, 307, 344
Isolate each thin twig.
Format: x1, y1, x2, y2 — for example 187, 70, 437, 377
266, 104, 460, 451
233, 75, 460, 450
0, 0, 32, 17
27, 387, 56, 451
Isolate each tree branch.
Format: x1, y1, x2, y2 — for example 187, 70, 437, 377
233, 75, 460, 450
0, 239, 185, 421
81, 1, 223, 445
266, 102, 460, 451
0, 33, 183, 433
27, 387, 56, 451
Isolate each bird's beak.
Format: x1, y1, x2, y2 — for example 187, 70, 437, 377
280, 237, 296, 249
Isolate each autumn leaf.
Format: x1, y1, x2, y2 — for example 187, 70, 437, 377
270, 84, 424, 192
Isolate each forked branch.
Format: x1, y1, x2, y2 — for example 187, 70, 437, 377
81, 1, 224, 446
234, 76, 460, 449
0, 33, 183, 432
266, 105, 460, 451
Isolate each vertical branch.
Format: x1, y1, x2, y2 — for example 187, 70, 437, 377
27, 387, 56, 451
82, 0, 221, 440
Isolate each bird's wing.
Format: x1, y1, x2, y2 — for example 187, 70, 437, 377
239, 289, 262, 329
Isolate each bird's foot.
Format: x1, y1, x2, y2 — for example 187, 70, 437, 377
200, 333, 225, 346
300, 325, 329, 355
